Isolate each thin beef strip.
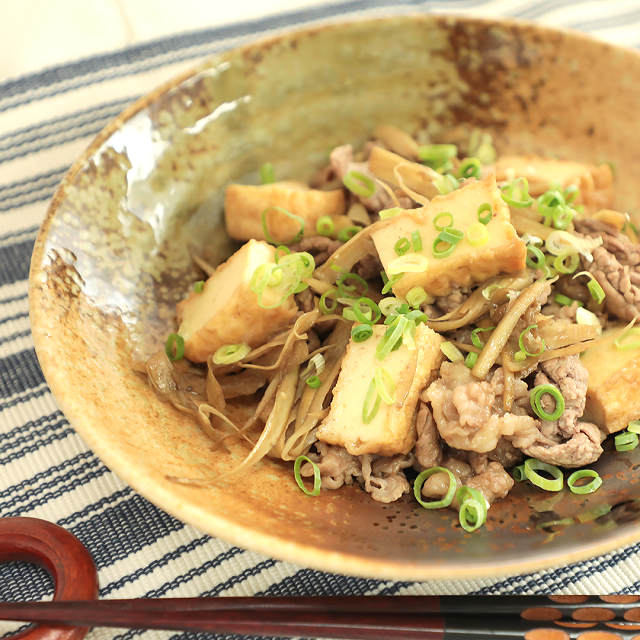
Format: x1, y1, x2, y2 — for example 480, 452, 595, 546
301, 442, 362, 490
289, 237, 343, 267
361, 454, 412, 503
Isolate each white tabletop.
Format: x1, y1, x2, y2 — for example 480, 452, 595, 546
2, 0, 640, 84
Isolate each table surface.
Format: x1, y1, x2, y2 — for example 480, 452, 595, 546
3, 1, 640, 638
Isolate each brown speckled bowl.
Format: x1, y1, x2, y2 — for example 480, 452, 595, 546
29, 15, 640, 583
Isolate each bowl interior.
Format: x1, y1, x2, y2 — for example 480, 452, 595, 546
30, 14, 640, 581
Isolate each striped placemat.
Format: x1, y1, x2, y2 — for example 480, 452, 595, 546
3, 1, 640, 637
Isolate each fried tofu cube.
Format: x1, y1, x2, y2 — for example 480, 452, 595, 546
370, 175, 526, 298
580, 326, 640, 433
316, 324, 444, 456
225, 180, 346, 243
493, 155, 613, 214
176, 239, 297, 362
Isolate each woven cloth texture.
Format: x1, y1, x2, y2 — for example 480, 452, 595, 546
3, 1, 640, 638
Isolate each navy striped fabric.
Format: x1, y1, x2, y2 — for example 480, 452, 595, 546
3, 1, 640, 637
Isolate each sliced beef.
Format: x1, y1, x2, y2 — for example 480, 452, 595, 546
361, 454, 412, 503
435, 285, 469, 314
301, 442, 362, 490
414, 402, 442, 470
465, 461, 514, 506
290, 236, 343, 267
355, 253, 384, 281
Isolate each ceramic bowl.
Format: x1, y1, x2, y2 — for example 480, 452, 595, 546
29, 14, 640, 582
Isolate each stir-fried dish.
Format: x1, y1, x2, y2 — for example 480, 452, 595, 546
144, 125, 640, 532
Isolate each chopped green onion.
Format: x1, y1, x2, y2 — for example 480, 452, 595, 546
576, 306, 601, 328
466, 222, 489, 247
381, 272, 403, 295
614, 327, 640, 351
306, 375, 322, 389
468, 129, 496, 164
526, 245, 546, 270
440, 342, 464, 362
343, 170, 376, 198
267, 268, 284, 287
457, 157, 482, 179
406, 286, 428, 309
530, 384, 565, 421
471, 326, 495, 349
194, 281, 204, 294
433, 211, 454, 230
418, 144, 458, 163
432, 238, 455, 259
301, 354, 326, 380
213, 343, 251, 365
615, 431, 639, 452
316, 215, 334, 236
414, 467, 456, 509
261, 206, 305, 245
280, 251, 315, 277
338, 226, 361, 242
514, 351, 527, 362
465, 351, 478, 368
524, 458, 563, 491
434, 174, 460, 195
553, 251, 579, 274
394, 237, 412, 256
353, 297, 381, 325
554, 294, 583, 307
567, 470, 602, 494
379, 296, 406, 316
518, 324, 545, 357
250, 263, 300, 309
513, 465, 526, 482
165, 333, 185, 361
294, 455, 321, 496
337, 272, 368, 298
411, 230, 423, 252
628, 420, 640, 434
477, 202, 493, 225
374, 367, 397, 405
456, 486, 488, 532
563, 184, 580, 205
362, 377, 382, 424
351, 324, 373, 342
260, 162, 275, 184
501, 177, 533, 209
375, 316, 409, 362
573, 271, 605, 304
379, 207, 402, 219
319, 289, 338, 314
482, 283, 501, 300
552, 207, 574, 231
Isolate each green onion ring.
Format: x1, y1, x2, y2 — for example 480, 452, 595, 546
530, 384, 565, 421
294, 455, 321, 496
387, 254, 430, 275
554, 251, 580, 274
316, 216, 334, 236
351, 324, 373, 343
394, 237, 412, 256
406, 286, 428, 309
567, 469, 602, 494
501, 177, 534, 209
261, 206, 305, 245
513, 465, 526, 482
319, 289, 338, 314
573, 271, 606, 304
615, 431, 639, 451
552, 207, 574, 231
193, 281, 204, 294
338, 226, 361, 242
212, 343, 251, 365
471, 326, 495, 349
413, 467, 456, 509
375, 316, 409, 362
432, 238, 455, 259
438, 227, 464, 244
381, 272, 403, 295
628, 420, 640, 434
554, 293, 582, 307
374, 367, 397, 405
614, 327, 640, 351
433, 211, 454, 231
273, 245, 291, 264
343, 170, 376, 198
379, 207, 402, 219
477, 202, 493, 225
353, 297, 381, 325
165, 333, 185, 361
466, 222, 489, 247
524, 458, 563, 491
418, 144, 458, 162
338, 272, 368, 298
362, 377, 382, 424
306, 375, 322, 389
457, 157, 482, 179
526, 245, 546, 269
456, 486, 488, 532
518, 324, 545, 357
411, 230, 423, 252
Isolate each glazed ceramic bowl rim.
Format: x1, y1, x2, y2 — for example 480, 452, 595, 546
29, 13, 640, 581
